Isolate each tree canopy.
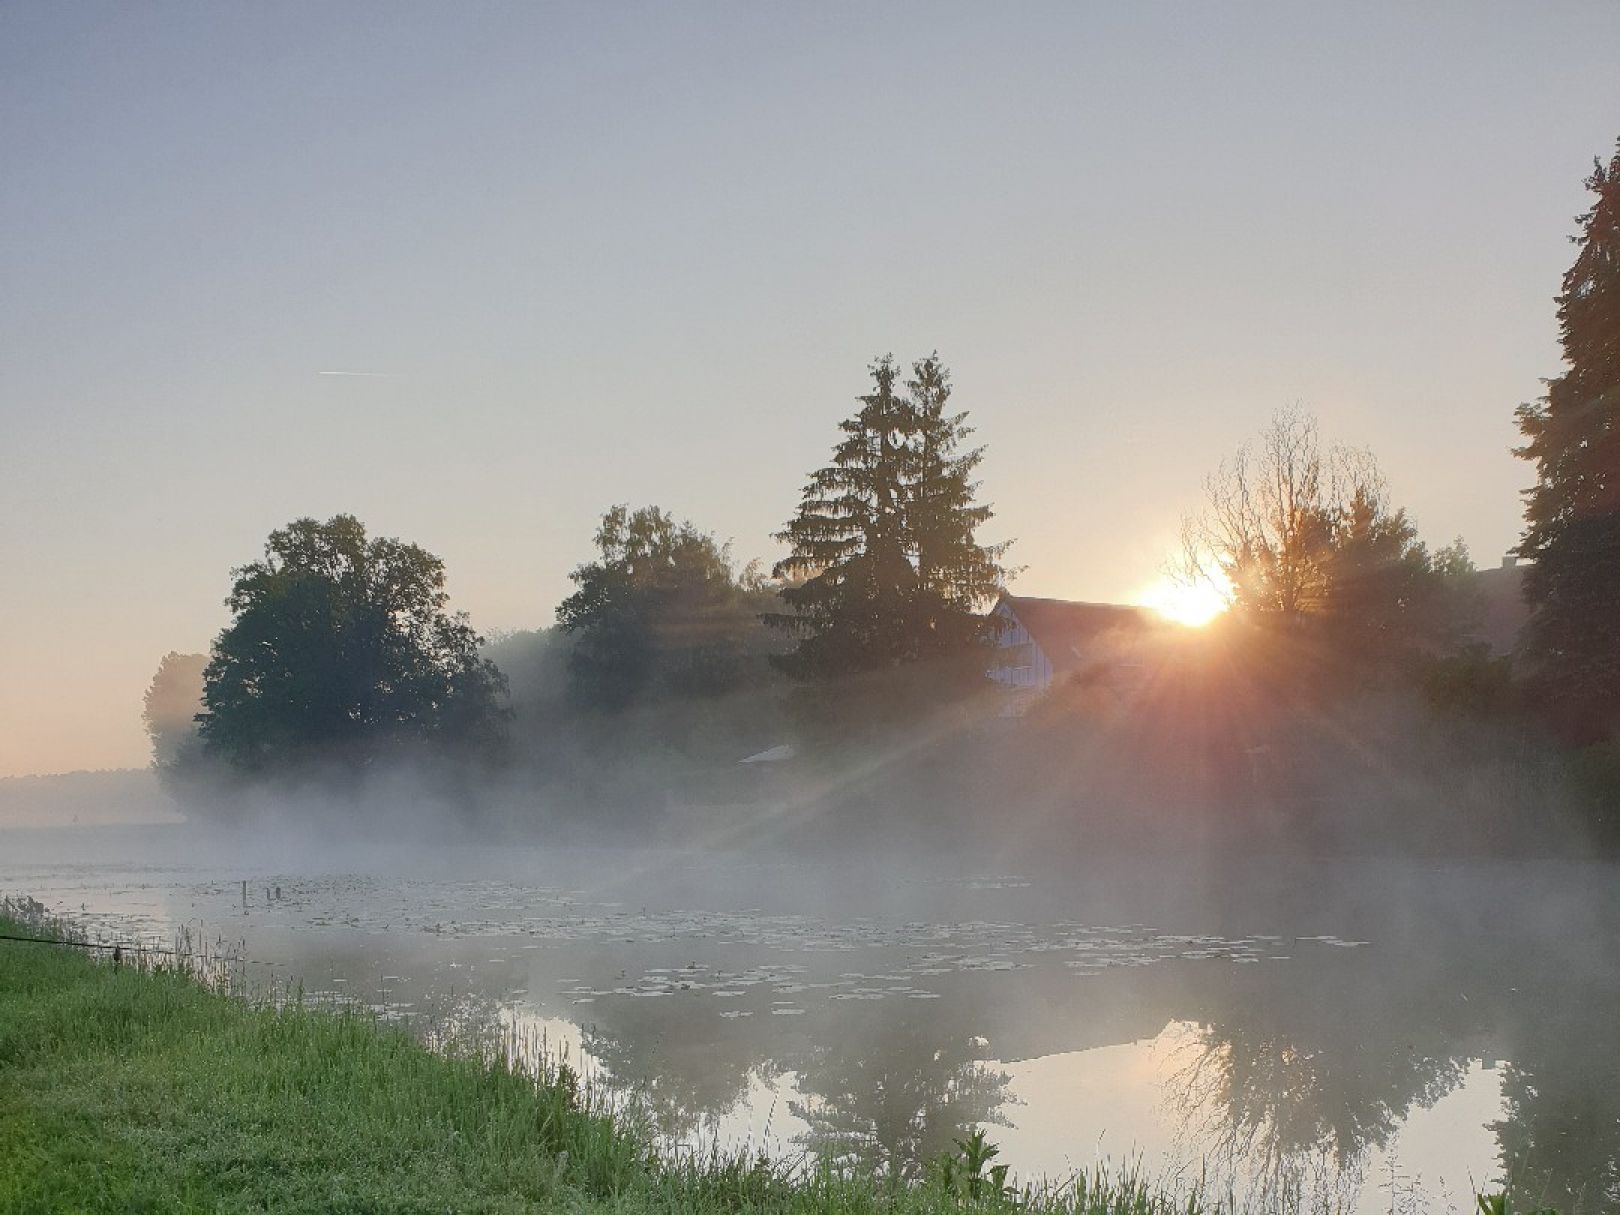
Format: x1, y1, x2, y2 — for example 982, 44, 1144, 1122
1184, 407, 1475, 667
769, 354, 1009, 679
1516, 140, 1620, 739
556, 505, 774, 711
197, 515, 507, 772
142, 651, 207, 769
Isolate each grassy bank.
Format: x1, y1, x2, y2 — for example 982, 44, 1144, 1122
0, 907, 1539, 1215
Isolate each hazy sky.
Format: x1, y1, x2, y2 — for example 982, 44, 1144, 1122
3, 3, 1618, 777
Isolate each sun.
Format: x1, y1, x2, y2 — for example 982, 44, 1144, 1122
1137, 572, 1231, 627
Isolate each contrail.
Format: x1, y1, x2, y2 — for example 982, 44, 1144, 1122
316, 370, 398, 378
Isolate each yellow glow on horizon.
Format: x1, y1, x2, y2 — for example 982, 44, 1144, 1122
1137, 571, 1231, 627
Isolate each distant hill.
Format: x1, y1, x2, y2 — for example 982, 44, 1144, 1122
0, 769, 184, 829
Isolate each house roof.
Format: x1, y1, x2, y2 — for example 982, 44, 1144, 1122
995, 593, 1155, 670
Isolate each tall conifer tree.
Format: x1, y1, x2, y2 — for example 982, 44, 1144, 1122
906, 354, 1008, 648
770, 354, 1008, 678
1516, 141, 1620, 736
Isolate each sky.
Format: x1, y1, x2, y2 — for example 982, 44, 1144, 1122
3, 2, 1618, 778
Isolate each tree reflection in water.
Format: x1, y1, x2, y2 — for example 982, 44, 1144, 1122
1173, 1020, 1466, 1164
1494, 1010, 1620, 1215
1166, 1007, 1468, 1210
582, 1014, 783, 1142
791, 1019, 1014, 1181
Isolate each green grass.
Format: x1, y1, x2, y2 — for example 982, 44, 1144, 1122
0, 906, 1546, 1214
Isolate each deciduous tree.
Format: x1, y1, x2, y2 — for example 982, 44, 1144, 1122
198, 515, 507, 771
557, 505, 773, 711
142, 651, 207, 769
1184, 407, 1475, 665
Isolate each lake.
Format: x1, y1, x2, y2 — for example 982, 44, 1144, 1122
4, 825, 1617, 1214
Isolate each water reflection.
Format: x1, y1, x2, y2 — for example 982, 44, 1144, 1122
583, 1012, 783, 1141
1167, 1018, 1469, 1208
5, 843, 1619, 1213
791, 1016, 1013, 1180
1494, 1018, 1620, 1213
1167, 974, 1471, 1181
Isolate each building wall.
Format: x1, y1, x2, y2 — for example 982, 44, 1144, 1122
987, 602, 1055, 695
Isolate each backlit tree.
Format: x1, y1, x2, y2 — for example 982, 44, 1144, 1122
769, 354, 1009, 678
1516, 140, 1620, 738
198, 515, 507, 772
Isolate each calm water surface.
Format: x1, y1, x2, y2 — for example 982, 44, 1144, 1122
4, 827, 1617, 1214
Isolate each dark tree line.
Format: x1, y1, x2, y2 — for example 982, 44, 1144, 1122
1517, 139, 1620, 742
159, 355, 1011, 801
145, 130, 1620, 837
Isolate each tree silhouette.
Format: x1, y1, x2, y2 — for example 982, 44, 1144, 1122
198, 515, 507, 773
1184, 406, 1475, 670
557, 505, 773, 711
1515, 139, 1620, 741
770, 354, 1008, 680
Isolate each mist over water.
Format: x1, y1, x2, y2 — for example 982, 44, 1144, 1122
7, 811, 1618, 1214
6, 8, 1620, 1213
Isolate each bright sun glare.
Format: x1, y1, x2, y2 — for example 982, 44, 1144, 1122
1138, 573, 1231, 627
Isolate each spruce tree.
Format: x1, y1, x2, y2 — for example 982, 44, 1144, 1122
770, 354, 1008, 678
906, 354, 1009, 649
1516, 140, 1620, 737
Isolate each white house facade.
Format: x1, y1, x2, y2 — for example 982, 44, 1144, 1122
986, 593, 1155, 712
